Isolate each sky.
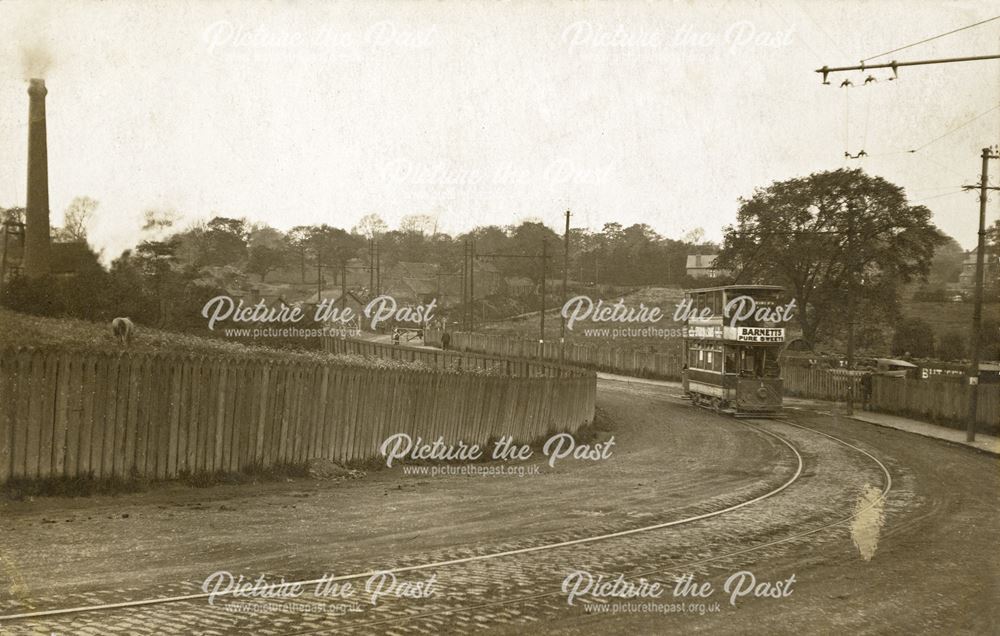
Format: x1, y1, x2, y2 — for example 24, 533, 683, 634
0, 0, 998, 262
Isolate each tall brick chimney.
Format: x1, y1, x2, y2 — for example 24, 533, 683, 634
24, 78, 50, 278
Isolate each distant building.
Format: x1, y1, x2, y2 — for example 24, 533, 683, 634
504, 276, 534, 297
958, 248, 1000, 291
686, 254, 724, 279
0, 222, 99, 287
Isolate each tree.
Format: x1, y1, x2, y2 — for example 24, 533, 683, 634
0, 207, 24, 224
287, 225, 313, 283
987, 219, 1000, 261
59, 196, 98, 242
892, 317, 936, 358
928, 232, 965, 284
399, 214, 437, 236
682, 227, 705, 244
178, 216, 249, 268
246, 226, 288, 282
715, 168, 944, 347
937, 331, 967, 361
352, 213, 388, 239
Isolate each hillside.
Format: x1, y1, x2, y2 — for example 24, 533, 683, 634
0, 309, 430, 371
899, 300, 1000, 338
481, 286, 688, 350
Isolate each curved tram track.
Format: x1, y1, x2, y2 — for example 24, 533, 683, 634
0, 407, 892, 634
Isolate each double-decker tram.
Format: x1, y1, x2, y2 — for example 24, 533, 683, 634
681, 285, 787, 416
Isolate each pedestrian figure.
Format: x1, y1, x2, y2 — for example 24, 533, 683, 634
860, 371, 873, 411
392, 328, 400, 345
441, 331, 451, 350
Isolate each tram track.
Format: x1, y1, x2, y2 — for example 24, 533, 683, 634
0, 408, 894, 635
0, 415, 804, 627
281, 416, 893, 635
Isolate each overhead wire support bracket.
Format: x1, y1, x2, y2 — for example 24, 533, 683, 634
817, 54, 1000, 84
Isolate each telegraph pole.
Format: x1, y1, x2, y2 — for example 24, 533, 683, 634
965, 146, 1000, 442
845, 207, 856, 416
368, 238, 374, 293
375, 241, 381, 296
461, 240, 467, 331
470, 238, 476, 332
540, 238, 547, 345
316, 252, 322, 303
561, 210, 571, 362
341, 260, 347, 306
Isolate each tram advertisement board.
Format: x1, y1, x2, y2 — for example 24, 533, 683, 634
726, 327, 785, 343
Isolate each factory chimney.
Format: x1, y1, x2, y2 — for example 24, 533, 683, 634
24, 78, 50, 278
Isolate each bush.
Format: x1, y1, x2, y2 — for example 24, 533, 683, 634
937, 331, 967, 360
912, 286, 948, 302
891, 317, 936, 358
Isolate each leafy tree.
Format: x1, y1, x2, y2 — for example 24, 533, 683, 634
399, 214, 437, 236
506, 221, 561, 283
891, 317, 936, 358
287, 225, 313, 283
983, 318, 1000, 360
716, 168, 944, 347
937, 331, 967, 361
58, 196, 97, 242
352, 213, 388, 239
928, 232, 965, 284
987, 219, 1000, 261
0, 207, 25, 224
246, 226, 288, 282
178, 216, 248, 268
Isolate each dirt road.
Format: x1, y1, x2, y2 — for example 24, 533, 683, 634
0, 379, 996, 634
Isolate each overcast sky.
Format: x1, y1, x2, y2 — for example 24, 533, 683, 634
0, 0, 998, 260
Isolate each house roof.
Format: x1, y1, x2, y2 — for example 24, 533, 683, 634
686, 254, 718, 269
395, 261, 440, 278
402, 277, 438, 295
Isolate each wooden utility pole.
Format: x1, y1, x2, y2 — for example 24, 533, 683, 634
540, 238, 547, 345
470, 239, 476, 332
845, 206, 856, 416
368, 238, 374, 293
341, 260, 347, 307
560, 210, 571, 362
316, 251, 322, 303
965, 146, 1000, 442
461, 240, 467, 331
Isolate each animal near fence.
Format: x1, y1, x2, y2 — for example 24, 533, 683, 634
0, 343, 596, 484
425, 330, 684, 379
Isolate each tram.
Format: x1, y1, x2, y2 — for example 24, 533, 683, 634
681, 285, 788, 416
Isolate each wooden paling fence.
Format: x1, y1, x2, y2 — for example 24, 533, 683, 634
870, 375, 998, 433
0, 345, 596, 483
425, 330, 684, 379
782, 365, 998, 432
323, 336, 590, 378
781, 366, 862, 401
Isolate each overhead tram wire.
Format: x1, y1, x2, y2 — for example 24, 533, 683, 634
910, 188, 969, 204
843, 102, 1000, 168
861, 15, 1000, 63
907, 103, 1000, 153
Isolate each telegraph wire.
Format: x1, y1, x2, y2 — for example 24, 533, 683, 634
910, 188, 968, 204
907, 103, 1000, 153
862, 15, 1000, 62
